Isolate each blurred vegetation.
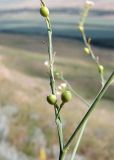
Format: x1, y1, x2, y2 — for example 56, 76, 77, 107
0, 33, 114, 160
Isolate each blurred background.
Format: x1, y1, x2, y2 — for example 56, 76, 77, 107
0, 0, 114, 160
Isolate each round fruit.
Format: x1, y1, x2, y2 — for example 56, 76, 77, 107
40, 6, 49, 17
78, 25, 84, 32
47, 94, 57, 105
61, 91, 72, 103
98, 65, 104, 74
84, 47, 90, 54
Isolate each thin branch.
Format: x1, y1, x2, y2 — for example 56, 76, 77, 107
56, 102, 65, 119
70, 120, 88, 160
65, 71, 114, 149
81, 29, 105, 87
40, 0, 45, 6
45, 17, 64, 152
71, 4, 105, 157
45, 18, 55, 94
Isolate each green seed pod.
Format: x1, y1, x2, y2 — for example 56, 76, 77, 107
78, 25, 84, 32
47, 94, 57, 105
98, 65, 104, 74
61, 91, 72, 103
84, 47, 90, 54
40, 6, 49, 17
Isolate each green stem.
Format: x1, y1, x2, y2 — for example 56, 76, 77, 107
56, 102, 65, 119
55, 104, 64, 151
79, 5, 90, 27
56, 118, 64, 151
40, 0, 45, 6
72, 8, 105, 158
73, 6, 105, 157
65, 71, 114, 149
70, 120, 88, 160
45, 17, 64, 153
71, 28, 106, 157
46, 18, 55, 94
59, 150, 66, 160
81, 30, 105, 87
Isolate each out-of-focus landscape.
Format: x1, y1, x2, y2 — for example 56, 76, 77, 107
0, 0, 114, 160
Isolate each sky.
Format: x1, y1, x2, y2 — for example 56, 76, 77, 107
0, 0, 114, 10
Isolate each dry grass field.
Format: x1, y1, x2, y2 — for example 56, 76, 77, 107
0, 33, 114, 160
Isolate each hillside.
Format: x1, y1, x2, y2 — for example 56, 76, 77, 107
0, 0, 114, 10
